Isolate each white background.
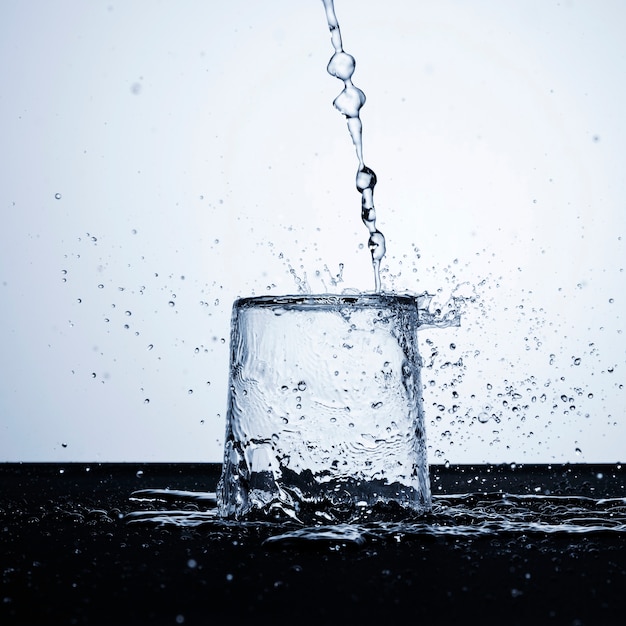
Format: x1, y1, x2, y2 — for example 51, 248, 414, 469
1, 0, 624, 464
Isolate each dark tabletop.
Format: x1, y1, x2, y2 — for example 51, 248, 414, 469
1, 463, 624, 626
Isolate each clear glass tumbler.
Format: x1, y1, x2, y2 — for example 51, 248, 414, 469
217, 293, 431, 522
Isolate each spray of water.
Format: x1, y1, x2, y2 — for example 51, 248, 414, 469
321, 0, 386, 292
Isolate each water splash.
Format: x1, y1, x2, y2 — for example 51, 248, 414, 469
127, 488, 626, 544
322, 0, 386, 292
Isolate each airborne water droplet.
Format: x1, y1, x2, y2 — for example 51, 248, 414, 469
333, 84, 366, 118
327, 51, 355, 80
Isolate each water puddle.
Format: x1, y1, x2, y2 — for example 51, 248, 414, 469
126, 488, 626, 547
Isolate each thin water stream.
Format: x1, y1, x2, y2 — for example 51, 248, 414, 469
322, 0, 386, 292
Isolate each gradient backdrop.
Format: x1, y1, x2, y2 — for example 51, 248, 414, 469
1, 0, 625, 463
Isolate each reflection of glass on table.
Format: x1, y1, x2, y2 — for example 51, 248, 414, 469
217, 294, 431, 522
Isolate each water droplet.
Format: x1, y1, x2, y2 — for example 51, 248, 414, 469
297, 381, 307, 391
355, 166, 376, 192
575, 447, 582, 456
333, 83, 366, 118
187, 559, 197, 569
327, 51, 355, 80
136, 470, 144, 477
54, 193, 62, 200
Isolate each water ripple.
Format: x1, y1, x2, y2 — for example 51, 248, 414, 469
126, 489, 626, 546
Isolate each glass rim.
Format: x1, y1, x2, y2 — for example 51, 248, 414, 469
234, 292, 420, 309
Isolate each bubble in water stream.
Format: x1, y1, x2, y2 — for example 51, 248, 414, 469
333, 84, 366, 118
327, 51, 355, 80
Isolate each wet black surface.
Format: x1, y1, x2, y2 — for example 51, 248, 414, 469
1, 463, 625, 625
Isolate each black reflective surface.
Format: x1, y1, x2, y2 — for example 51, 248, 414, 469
1, 463, 625, 625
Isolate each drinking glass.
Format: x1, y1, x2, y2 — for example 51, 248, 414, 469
217, 293, 431, 522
